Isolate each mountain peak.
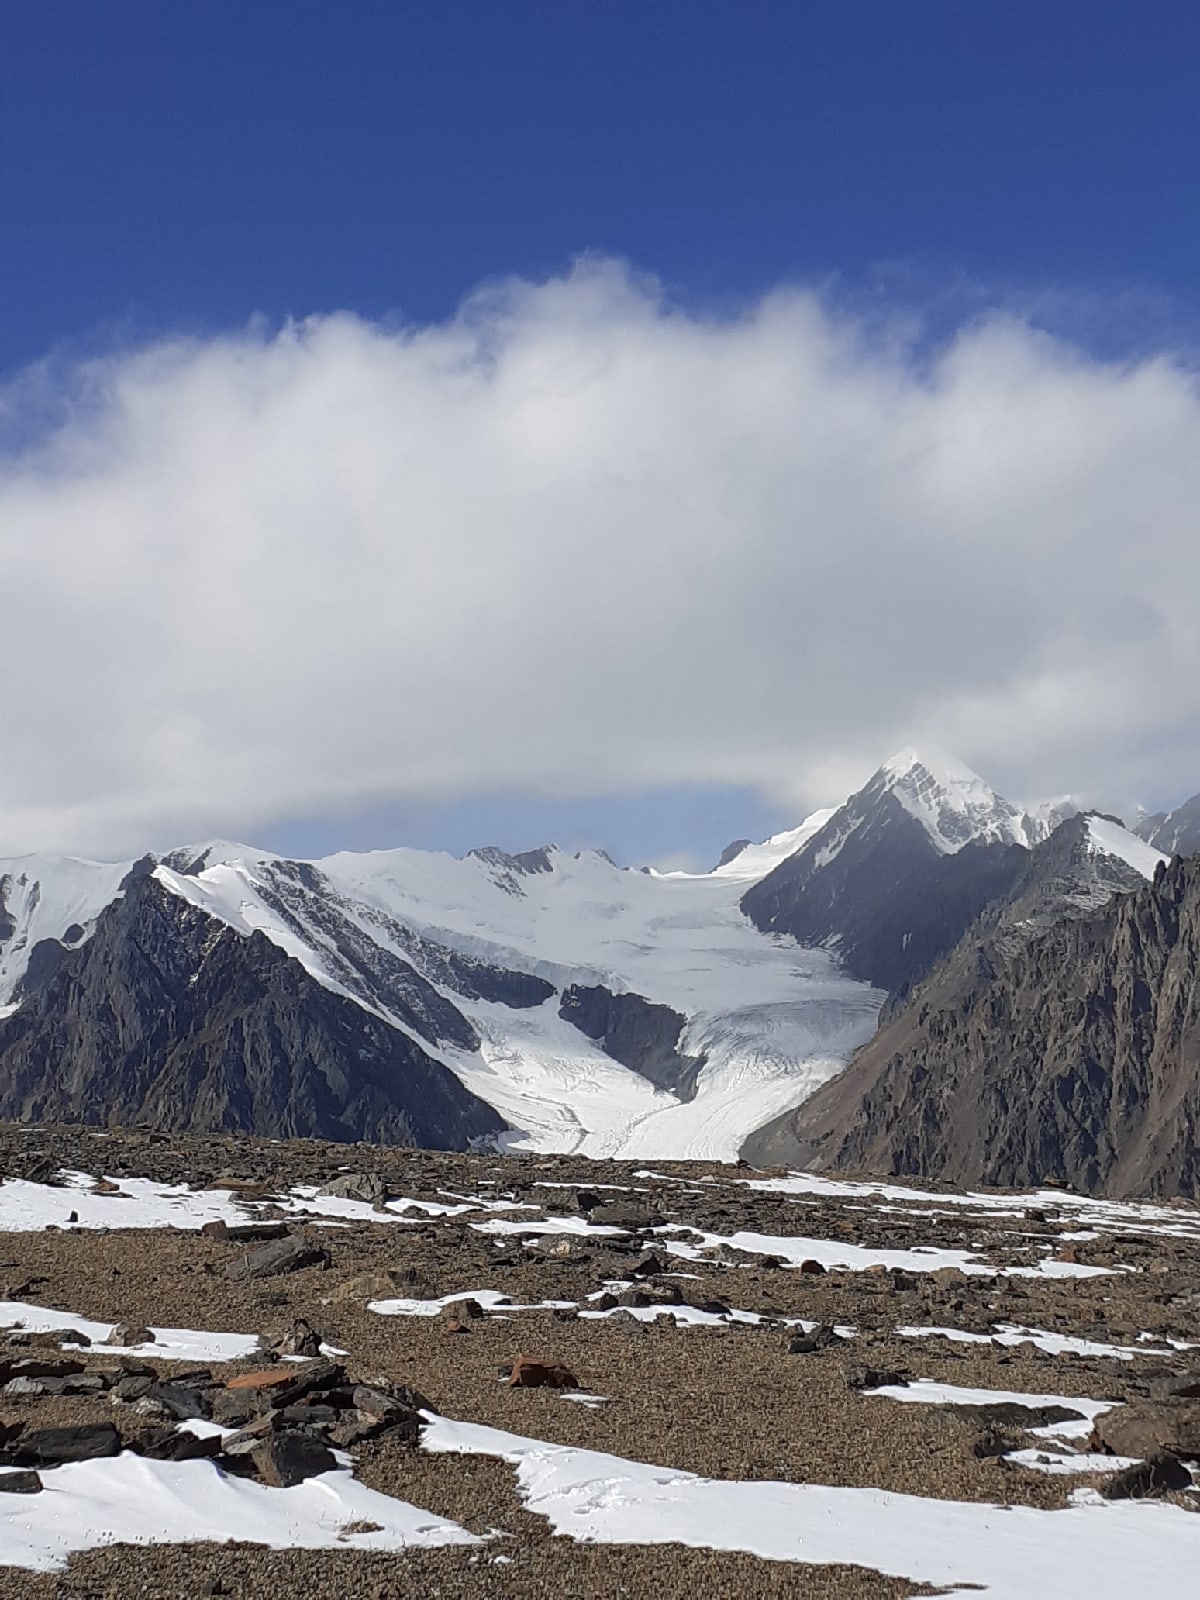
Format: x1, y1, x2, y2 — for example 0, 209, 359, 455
869, 748, 1028, 855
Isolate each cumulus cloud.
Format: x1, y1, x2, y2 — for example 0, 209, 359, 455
2, 257, 1199, 856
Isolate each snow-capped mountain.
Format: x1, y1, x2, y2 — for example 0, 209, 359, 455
0, 837, 883, 1160
747, 812, 1180, 1196
0, 748, 1169, 1165
741, 751, 1135, 996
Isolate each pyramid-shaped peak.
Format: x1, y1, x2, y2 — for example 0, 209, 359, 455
879, 746, 991, 791
867, 748, 1027, 855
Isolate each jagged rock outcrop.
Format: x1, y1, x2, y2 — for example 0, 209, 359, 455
0, 875, 505, 1148
559, 984, 704, 1099
745, 853, 1200, 1199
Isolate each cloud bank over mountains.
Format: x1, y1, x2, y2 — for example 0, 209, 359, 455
2, 258, 1198, 856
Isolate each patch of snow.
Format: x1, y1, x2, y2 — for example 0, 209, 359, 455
741, 1172, 1200, 1244
897, 1324, 1176, 1362
368, 1289, 575, 1318
656, 1222, 1091, 1277
0, 1301, 260, 1364
421, 1415, 1200, 1598
864, 1378, 1116, 1432
709, 810, 838, 880
0, 1173, 252, 1233
0, 1452, 476, 1572
1085, 815, 1168, 880
470, 1214, 629, 1239
1004, 1448, 1142, 1476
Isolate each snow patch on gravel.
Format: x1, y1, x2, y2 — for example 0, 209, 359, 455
0, 1301, 261, 1363
0, 1452, 477, 1572
420, 1415, 1200, 1598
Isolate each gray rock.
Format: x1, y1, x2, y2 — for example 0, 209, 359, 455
12, 1424, 122, 1466
225, 1233, 330, 1282
106, 1323, 154, 1347
1100, 1454, 1192, 1499
318, 1173, 386, 1206
1093, 1401, 1200, 1460
251, 1431, 337, 1487
0, 1470, 42, 1494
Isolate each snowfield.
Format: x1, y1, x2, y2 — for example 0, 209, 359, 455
421, 1416, 1200, 1599
153, 841, 886, 1161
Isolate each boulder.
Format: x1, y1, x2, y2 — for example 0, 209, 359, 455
1101, 1454, 1192, 1499
106, 1324, 154, 1347
251, 1431, 337, 1487
270, 1318, 323, 1358
1092, 1402, 1200, 1461
0, 1470, 42, 1493
509, 1356, 579, 1389
845, 1366, 909, 1391
225, 1233, 330, 1281
146, 1383, 211, 1421
318, 1173, 386, 1206
12, 1424, 122, 1467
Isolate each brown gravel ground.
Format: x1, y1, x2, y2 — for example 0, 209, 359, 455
1, 1125, 1198, 1596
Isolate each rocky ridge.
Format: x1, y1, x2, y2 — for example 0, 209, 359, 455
747, 850, 1200, 1198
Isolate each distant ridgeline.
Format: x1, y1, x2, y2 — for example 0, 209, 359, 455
3, 750, 1198, 1196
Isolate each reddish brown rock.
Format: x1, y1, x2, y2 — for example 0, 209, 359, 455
509, 1356, 579, 1389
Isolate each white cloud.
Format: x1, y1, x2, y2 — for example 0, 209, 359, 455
2, 257, 1199, 855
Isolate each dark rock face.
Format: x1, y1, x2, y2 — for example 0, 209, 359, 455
1136, 792, 1200, 858
0, 874, 506, 1149
714, 839, 753, 871
741, 783, 1026, 996
746, 855, 1200, 1199
558, 983, 704, 1099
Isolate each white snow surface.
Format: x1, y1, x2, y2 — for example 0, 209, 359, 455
0, 1172, 253, 1232
898, 1323, 1177, 1362
0, 854, 132, 1005
148, 838, 883, 1161
421, 1415, 1200, 1598
877, 748, 1034, 853
740, 1171, 1200, 1243
864, 1378, 1117, 1432
0, 1452, 476, 1572
657, 1223, 1116, 1278
1085, 815, 1169, 879
0, 1300, 260, 1363
709, 809, 837, 879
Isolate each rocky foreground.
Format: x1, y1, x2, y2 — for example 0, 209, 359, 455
0, 1126, 1198, 1597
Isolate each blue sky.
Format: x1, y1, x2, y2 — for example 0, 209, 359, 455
4, 4, 1200, 865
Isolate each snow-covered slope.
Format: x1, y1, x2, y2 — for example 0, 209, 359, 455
710, 809, 837, 880
0, 855, 134, 1010
147, 842, 883, 1161
1085, 816, 1168, 881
